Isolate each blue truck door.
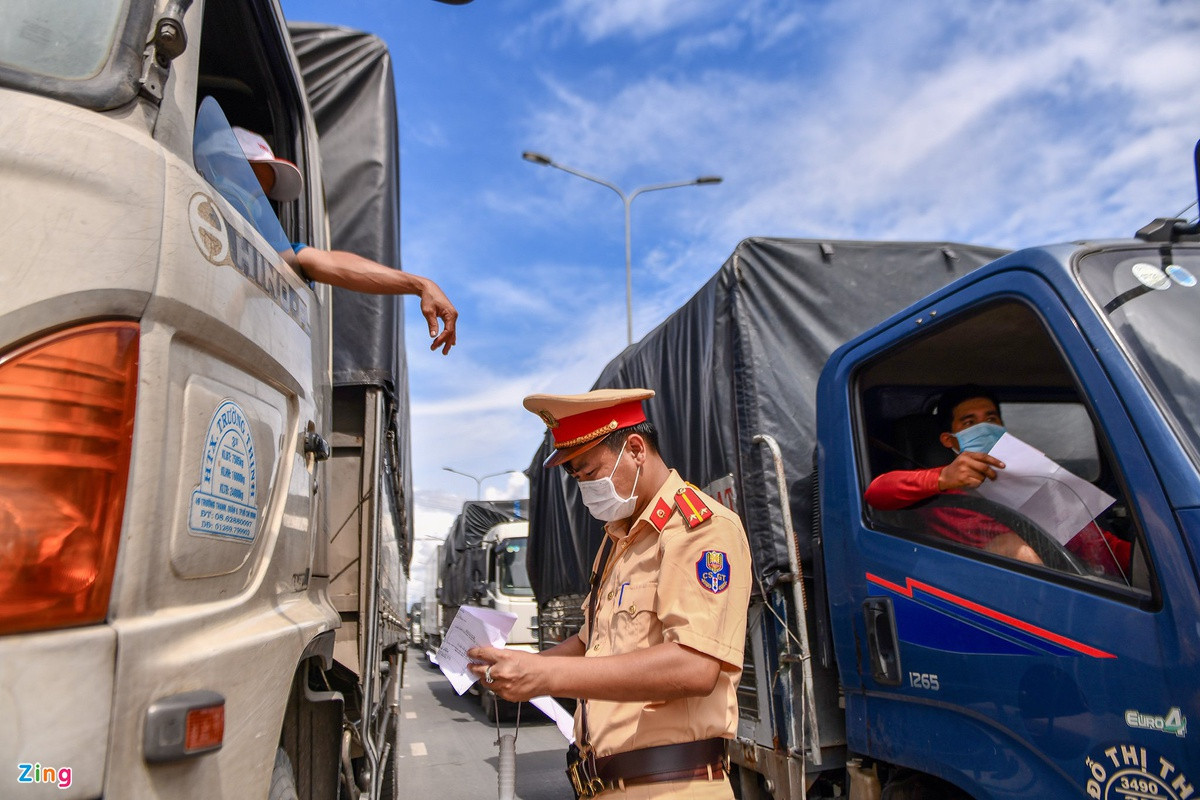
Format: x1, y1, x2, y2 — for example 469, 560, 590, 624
819, 268, 1200, 798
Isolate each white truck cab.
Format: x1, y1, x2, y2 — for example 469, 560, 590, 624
481, 521, 538, 648
0, 0, 470, 796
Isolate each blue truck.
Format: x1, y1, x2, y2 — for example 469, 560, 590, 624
527, 144, 1200, 798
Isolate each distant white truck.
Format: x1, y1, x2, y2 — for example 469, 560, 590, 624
474, 521, 538, 721
432, 501, 531, 721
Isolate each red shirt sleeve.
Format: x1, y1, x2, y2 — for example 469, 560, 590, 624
864, 467, 943, 510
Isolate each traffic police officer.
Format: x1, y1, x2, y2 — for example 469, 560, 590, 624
468, 388, 751, 799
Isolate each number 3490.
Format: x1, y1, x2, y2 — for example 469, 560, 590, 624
908, 672, 940, 691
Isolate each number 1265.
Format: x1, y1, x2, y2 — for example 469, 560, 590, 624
909, 672, 940, 691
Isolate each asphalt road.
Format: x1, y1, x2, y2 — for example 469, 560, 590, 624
396, 649, 574, 800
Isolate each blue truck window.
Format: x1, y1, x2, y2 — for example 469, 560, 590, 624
1078, 250, 1200, 471
858, 299, 1146, 591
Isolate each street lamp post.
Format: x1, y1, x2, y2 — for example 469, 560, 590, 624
522, 151, 721, 345
442, 467, 525, 500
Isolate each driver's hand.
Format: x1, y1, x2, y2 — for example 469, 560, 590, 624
938, 451, 1005, 492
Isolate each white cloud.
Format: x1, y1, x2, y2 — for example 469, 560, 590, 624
527, 0, 1199, 251
406, 0, 1200, 525
484, 471, 530, 500
548, 0, 723, 42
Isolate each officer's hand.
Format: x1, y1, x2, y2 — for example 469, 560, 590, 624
938, 451, 1006, 491
466, 646, 545, 702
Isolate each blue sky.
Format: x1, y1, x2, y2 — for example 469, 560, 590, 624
278, 0, 1200, 598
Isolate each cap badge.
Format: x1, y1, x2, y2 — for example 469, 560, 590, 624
538, 410, 559, 429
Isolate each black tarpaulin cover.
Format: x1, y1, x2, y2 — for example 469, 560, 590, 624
438, 500, 527, 609
527, 238, 1008, 602
288, 22, 408, 393
289, 23, 415, 558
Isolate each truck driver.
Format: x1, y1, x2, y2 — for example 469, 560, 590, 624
864, 384, 1132, 579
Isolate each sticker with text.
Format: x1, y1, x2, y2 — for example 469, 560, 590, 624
1125, 706, 1187, 738
1083, 744, 1193, 799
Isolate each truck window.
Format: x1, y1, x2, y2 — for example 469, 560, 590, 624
494, 539, 533, 597
193, 96, 292, 255
0, 0, 125, 79
857, 300, 1150, 594
1077, 249, 1200, 470
0, 0, 148, 109
195, 0, 309, 246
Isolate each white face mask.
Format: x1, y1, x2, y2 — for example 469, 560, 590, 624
578, 439, 640, 522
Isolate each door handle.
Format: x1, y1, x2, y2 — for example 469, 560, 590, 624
863, 597, 901, 685
304, 430, 331, 462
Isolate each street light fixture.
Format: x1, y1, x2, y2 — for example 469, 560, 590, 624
442, 466, 525, 500
522, 151, 722, 345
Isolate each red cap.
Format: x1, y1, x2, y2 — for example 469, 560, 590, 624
523, 388, 654, 467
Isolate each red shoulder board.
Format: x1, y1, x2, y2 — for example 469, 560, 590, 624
650, 497, 674, 532
674, 486, 713, 529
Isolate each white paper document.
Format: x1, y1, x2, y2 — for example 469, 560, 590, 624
530, 696, 576, 743
973, 433, 1115, 545
436, 606, 517, 695
435, 606, 577, 742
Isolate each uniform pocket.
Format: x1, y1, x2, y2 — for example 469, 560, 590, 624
609, 584, 661, 652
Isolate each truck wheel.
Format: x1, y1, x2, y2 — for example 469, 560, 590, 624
269, 747, 299, 800
379, 712, 402, 800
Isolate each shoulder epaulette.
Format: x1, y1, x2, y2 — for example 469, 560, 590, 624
674, 485, 713, 529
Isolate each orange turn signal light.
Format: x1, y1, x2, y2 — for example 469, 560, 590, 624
0, 321, 138, 635
144, 690, 225, 762
185, 704, 225, 753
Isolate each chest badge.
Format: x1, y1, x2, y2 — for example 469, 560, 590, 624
696, 550, 731, 594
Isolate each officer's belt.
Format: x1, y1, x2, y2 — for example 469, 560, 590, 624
595, 738, 727, 788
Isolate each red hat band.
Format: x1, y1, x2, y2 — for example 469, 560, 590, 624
552, 400, 647, 449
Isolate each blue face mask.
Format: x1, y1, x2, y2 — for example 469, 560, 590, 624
953, 422, 1006, 454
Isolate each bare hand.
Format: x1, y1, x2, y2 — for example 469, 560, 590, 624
466, 646, 546, 702
938, 451, 1005, 491
420, 280, 458, 355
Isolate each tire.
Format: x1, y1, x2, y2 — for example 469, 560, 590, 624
269, 747, 299, 800
379, 711, 401, 800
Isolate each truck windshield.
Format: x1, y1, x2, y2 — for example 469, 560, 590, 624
1078, 248, 1200, 467
0, 0, 126, 80
495, 538, 533, 597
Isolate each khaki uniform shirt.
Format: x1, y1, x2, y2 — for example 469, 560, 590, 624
576, 470, 751, 759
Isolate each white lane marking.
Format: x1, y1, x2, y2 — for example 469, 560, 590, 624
402, 694, 413, 701
410, 742, 427, 757
405, 711, 417, 719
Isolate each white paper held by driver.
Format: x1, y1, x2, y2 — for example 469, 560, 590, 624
974, 433, 1115, 545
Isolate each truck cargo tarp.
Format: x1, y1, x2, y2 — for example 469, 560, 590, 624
288, 23, 407, 394
289, 23, 415, 556
439, 500, 527, 609
527, 238, 1008, 601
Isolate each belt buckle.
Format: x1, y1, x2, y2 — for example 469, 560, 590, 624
567, 748, 605, 798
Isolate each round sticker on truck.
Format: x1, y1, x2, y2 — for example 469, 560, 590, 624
188, 400, 259, 542
1082, 743, 1193, 799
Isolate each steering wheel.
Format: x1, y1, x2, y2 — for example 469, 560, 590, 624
917, 493, 1090, 576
